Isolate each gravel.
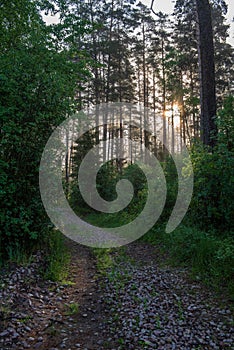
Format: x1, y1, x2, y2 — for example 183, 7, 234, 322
0, 242, 233, 350
98, 247, 234, 350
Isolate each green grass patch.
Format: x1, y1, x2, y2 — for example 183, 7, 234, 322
44, 230, 70, 282
142, 224, 234, 299
93, 247, 114, 274
64, 302, 79, 316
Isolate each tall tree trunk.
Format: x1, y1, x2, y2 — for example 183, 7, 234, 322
161, 38, 167, 158
171, 102, 175, 155
196, 0, 217, 147
65, 125, 70, 195
106, 0, 114, 103
153, 71, 157, 156
88, 0, 100, 145
142, 23, 150, 159
190, 67, 199, 139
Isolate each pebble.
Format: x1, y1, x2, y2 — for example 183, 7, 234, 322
0, 245, 233, 350
99, 252, 234, 350
0, 330, 9, 337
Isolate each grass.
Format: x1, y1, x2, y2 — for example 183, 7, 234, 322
46, 324, 58, 336
18, 315, 32, 323
154, 315, 161, 329
61, 280, 75, 287
176, 298, 185, 321
0, 229, 71, 285
142, 223, 234, 300
4, 244, 35, 267
86, 206, 234, 300
44, 230, 70, 282
75, 200, 234, 300
92, 247, 114, 275
64, 302, 79, 316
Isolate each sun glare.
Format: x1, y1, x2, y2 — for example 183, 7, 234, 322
164, 103, 181, 128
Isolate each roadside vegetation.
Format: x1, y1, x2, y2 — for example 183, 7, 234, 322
0, 0, 233, 301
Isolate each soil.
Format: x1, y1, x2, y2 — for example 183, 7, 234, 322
0, 237, 233, 350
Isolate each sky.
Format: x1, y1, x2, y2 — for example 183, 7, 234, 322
141, 0, 234, 46
44, 0, 234, 47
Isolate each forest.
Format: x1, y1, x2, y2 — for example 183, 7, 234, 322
0, 0, 234, 349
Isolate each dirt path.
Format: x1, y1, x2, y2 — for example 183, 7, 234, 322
38, 238, 109, 350
0, 238, 111, 350
0, 238, 233, 350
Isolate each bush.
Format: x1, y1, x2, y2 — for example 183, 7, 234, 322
186, 141, 233, 232
0, 1, 89, 262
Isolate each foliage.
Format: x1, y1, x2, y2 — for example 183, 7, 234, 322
44, 230, 70, 282
188, 143, 233, 231
217, 95, 234, 148
143, 224, 234, 298
141, 97, 234, 297
0, 0, 90, 262
187, 96, 234, 232
0, 0, 233, 305
92, 248, 114, 275
69, 130, 97, 212
70, 161, 148, 222
64, 302, 79, 316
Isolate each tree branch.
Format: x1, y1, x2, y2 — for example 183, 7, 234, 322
150, 0, 157, 16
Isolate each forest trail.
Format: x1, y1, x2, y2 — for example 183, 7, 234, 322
0, 237, 108, 350
0, 238, 233, 350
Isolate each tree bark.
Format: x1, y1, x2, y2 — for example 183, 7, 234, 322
151, 0, 217, 147
196, 0, 217, 147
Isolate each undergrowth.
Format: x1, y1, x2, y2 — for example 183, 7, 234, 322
44, 230, 70, 282
142, 224, 234, 299
70, 116, 234, 300
85, 210, 234, 299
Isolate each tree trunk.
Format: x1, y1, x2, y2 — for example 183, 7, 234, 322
196, 0, 217, 147
161, 38, 167, 158
171, 102, 175, 155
